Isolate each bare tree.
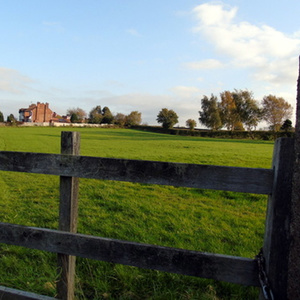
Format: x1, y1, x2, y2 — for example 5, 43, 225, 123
67, 107, 87, 122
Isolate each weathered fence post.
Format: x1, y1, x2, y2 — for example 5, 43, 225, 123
287, 57, 300, 299
261, 137, 294, 299
261, 57, 300, 299
57, 131, 80, 300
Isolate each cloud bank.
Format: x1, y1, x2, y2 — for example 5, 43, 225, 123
190, 2, 300, 85
0, 68, 34, 94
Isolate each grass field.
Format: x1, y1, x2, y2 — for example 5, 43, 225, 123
0, 127, 274, 299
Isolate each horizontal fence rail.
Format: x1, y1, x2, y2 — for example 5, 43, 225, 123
0, 151, 273, 194
0, 222, 260, 287
0, 286, 55, 300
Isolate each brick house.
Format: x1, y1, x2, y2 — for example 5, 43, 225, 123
19, 102, 54, 122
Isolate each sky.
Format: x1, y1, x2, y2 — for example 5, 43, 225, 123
1, 0, 300, 128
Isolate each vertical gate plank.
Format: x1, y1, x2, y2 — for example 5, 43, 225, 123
288, 57, 300, 299
57, 131, 80, 300
262, 137, 294, 299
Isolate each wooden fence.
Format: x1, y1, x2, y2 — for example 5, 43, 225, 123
0, 131, 298, 299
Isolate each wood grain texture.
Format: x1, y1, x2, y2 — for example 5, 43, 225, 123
288, 57, 300, 299
263, 138, 294, 299
0, 222, 260, 287
0, 151, 273, 194
57, 132, 80, 300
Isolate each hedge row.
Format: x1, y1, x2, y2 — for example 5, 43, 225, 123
131, 125, 295, 140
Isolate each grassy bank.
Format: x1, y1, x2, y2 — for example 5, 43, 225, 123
0, 127, 274, 299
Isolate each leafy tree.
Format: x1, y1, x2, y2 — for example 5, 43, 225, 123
67, 107, 86, 122
219, 91, 240, 131
233, 121, 244, 131
157, 108, 178, 129
199, 90, 262, 132
89, 105, 103, 124
262, 95, 293, 132
102, 106, 114, 124
186, 119, 196, 130
281, 119, 293, 132
70, 113, 79, 123
232, 90, 262, 131
7, 114, 16, 124
126, 111, 142, 126
0, 111, 4, 122
199, 94, 222, 130
114, 113, 126, 126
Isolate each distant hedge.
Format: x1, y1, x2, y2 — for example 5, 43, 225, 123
131, 125, 295, 140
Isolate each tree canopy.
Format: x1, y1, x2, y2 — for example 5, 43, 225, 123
70, 113, 79, 123
0, 111, 4, 122
199, 94, 222, 130
114, 113, 126, 126
199, 90, 264, 131
219, 91, 239, 131
232, 90, 262, 131
88, 105, 114, 124
7, 114, 16, 123
157, 108, 178, 129
126, 111, 142, 126
281, 119, 293, 132
67, 107, 87, 123
186, 119, 196, 130
102, 106, 114, 124
262, 95, 293, 131
89, 105, 103, 124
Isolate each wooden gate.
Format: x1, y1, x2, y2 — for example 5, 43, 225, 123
0, 130, 298, 299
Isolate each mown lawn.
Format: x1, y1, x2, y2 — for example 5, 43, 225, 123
0, 126, 274, 299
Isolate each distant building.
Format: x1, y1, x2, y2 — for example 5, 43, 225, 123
50, 113, 71, 124
19, 102, 54, 122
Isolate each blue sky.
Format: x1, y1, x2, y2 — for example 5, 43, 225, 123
1, 0, 300, 127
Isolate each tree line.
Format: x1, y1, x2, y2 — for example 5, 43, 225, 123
156, 90, 293, 132
0, 112, 16, 123
0, 90, 293, 132
0, 105, 142, 126
66, 105, 142, 127
199, 90, 292, 132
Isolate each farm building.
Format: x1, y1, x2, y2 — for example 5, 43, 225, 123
19, 102, 54, 122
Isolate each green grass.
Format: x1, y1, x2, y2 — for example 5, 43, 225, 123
0, 127, 274, 299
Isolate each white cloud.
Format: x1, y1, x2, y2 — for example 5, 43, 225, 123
253, 56, 298, 84
0, 68, 34, 94
192, 3, 300, 85
184, 59, 224, 70
193, 3, 237, 26
170, 86, 201, 98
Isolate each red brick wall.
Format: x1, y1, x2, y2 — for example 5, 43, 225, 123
32, 103, 53, 122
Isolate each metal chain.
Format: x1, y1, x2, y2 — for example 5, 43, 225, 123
256, 248, 275, 300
